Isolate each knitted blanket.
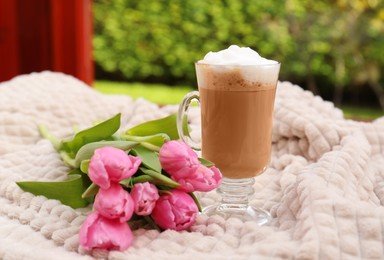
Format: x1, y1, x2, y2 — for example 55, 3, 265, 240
0, 72, 383, 260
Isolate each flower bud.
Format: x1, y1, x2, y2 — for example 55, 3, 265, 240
159, 140, 200, 179
79, 212, 133, 251
89, 146, 142, 189
151, 190, 198, 231
131, 182, 159, 216
93, 183, 134, 222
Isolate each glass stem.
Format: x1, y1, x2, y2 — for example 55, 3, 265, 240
217, 177, 255, 206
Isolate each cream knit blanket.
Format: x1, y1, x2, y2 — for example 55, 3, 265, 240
0, 72, 383, 260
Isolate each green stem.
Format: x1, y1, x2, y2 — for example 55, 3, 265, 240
143, 215, 161, 232
158, 190, 172, 196
120, 134, 145, 142
131, 175, 156, 185
121, 134, 170, 143
119, 175, 155, 188
140, 168, 180, 188
38, 125, 61, 151
140, 142, 161, 152
60, 151, 76, 168
120, 134, 167, 152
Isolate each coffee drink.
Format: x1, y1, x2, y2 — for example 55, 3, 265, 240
195, 46, 280, 179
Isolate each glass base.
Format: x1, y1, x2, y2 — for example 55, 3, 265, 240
201, 177, 271, 225
202, 203, 272, 226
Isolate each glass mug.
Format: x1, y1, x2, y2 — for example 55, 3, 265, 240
176, 62, 280, 224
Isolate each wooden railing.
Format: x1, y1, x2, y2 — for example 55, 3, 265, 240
0, 0, 94, 85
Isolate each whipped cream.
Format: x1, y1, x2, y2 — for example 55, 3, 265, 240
198, 45, 277, 65
195, 45, 280, 90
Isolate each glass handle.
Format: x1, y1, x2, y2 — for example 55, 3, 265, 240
176, 91, 201, 150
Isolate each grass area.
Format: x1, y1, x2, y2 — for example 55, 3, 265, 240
94, 80, 193, 105
340, 105, 383, 121
94, 80, 383, 121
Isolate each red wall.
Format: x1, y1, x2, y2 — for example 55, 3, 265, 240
0, 0, 94, 85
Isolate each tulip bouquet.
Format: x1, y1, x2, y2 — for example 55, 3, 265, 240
17, 113, 222, 251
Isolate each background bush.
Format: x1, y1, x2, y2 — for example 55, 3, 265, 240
93, 0, 384, 110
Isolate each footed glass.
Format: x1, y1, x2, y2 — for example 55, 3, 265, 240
177, 62, 280, 225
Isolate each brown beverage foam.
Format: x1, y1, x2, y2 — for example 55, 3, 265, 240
196, 64, 278, 178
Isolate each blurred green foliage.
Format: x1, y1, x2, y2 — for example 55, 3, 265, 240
93, 0, 384, 111
94, 80, 193, 104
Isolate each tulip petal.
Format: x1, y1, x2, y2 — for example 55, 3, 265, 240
79, 212, 133, 251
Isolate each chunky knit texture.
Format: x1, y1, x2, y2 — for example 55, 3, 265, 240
0, 72, 383, 259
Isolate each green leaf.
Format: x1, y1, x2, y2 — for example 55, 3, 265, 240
189, 192, 202, 212
180, 114, 190, 139
198, 157, 215, 167
16, 169, 91, 208
74, 140, 139, 167
125, 113, 180, 140
119, 178, 133, 188
131, 145, 162, 173
80, 159, 90, 173
61, 113, 121, 157
81, 183, 99, 199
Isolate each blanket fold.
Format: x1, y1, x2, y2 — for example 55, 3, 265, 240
0, 72, 383, 259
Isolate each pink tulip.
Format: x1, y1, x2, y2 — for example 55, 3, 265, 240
130, 182, 159, 216
79, 212, 133, 251
159, 140, 200, 179
151, 190, 198, 231
89, 146, 142, 189
176, 165, 222, 192
93, 183, 134, 222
